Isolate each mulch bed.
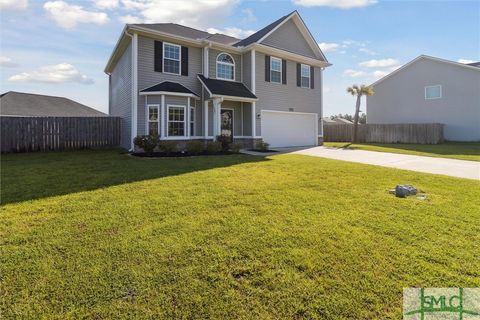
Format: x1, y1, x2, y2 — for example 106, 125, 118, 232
131, 151, 235, 158
247, 149, 279, 153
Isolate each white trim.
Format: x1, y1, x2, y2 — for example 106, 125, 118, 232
210, 94, 258, 102
131, 32, 138, 150
300, 63, 311, 88
162, 42, 181, 75
216, 52, 236, 81
425, 85, 442, 100
203, 46, 209, 77
270, 56, 282, 84
261, 109, 318, 116
251, 44, 330, 68
371, 55, 480, 87
160, 95, 165, 138
190, 105, 195, 136
204, 100, 209, 138
186, 97, 191, 137
139, 91, 198, 98
251, 49, 256, 93
166, 104, 187, 137
147, 104, 160, 135
240, 102, 244, 136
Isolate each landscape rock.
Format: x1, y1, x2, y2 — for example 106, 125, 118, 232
394, 184, 418, 198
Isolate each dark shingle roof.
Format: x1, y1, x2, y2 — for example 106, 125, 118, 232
467, 62, 480, 68
140, 81, 198, 96
198, 75, 257, 99
0, 91, 106, 117
205, 33, 240, 45
130, 23, 210, 40
233, 11, 294, 47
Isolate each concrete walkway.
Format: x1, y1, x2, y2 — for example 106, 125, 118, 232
292, 146, 480, 180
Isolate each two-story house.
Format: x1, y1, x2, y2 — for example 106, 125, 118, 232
105, 11, 331, 150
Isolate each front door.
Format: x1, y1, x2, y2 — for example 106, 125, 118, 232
221, 109, 234, 141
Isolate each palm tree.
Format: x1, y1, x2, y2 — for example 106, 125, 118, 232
346, 84, 374, 143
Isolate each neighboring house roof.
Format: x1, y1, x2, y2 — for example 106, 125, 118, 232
371, 55, 480, 87
139, 81, 199, 97
334, 118, 353, 124
322, 117, 336, 123
197, 75, 257, 100
0, 91, 106, 117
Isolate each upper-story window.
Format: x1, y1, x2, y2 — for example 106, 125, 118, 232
425, 85, 442, 100
163, 42, 181, 74
216, 53, 235, 81
270, 57, 282, 83
300, 64, 310, 88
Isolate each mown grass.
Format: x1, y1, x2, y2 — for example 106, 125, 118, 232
1, 150, 479, 319
323, 142, 480, 161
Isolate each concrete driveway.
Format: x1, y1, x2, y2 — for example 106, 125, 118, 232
292, 146, 480, 180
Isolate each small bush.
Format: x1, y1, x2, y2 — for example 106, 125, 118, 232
133, 135, 159, 154
205, 141, 222, 154
230, 142, 242, 153
186, 140, 204, 155
256, 141, 270, 152
216, 135, 231, 152
158, 140, 177, 155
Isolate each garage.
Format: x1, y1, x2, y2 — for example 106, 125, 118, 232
261, 110, 318, 148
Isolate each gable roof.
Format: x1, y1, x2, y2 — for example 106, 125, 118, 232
139, 81, 198, 97
0, 91, 106, 117
130, 23, 211, 40
467, 62, 480, 68
197, 75, 257, 100
233, 12, 292, 47
371, 55, 480, 87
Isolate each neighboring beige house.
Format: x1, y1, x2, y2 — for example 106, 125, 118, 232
323, 117, 353, 125
367, 55, 480, 141
105, 11, 331, 150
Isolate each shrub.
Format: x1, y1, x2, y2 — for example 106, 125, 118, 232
256, 141, 270, 152
133, 135, 159, 154
186, 140, 204, 155
158, 140, 177, 155
205, 141, 222, 154
216, 135, 231, 152
230, 142, 242, 153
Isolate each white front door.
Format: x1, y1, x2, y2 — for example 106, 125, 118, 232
261, 110, 318, 148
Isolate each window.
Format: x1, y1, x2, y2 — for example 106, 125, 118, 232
168, 105, 185, 136
425, 85, 442, 99
270, 57, 282, 83
148, 105, 159, 136
301, 64, 310, 88
163, 43, 180, 74
190, 106, 195, 136
216, 53, 235, 80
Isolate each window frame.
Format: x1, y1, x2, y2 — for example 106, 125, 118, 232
163, 42, 181, 75
167, 104, 186, 137
190, 106, 195, 136
300, 64, 311, 88
216, 52, 235, 81
270, 56, 282, 84
147, 104, 160, 136
424, 85, 442, 100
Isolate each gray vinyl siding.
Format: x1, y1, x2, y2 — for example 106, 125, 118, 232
137, 35, 202, 134
261, 19, 317, 59
254, 51, 322, 135
109, 41, 132, 149
242, 51, 252, 90
367, 58, 480, 141
208, 49, 241, 82
242, 102, 253, 136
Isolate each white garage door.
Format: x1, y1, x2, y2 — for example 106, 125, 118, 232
261, 110, 318, 148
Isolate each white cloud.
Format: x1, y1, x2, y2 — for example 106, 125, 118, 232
0, 0, 28, 10
458, 59, 475, 64
293, 0, 377, 9
241, 8, 256, 24
207, 27, 255, 39
318, 42, 339, 53
359, 47, 376, 55
372, 70, 389, 78
8, 63, 94, 84
44, 1, 109, 29
92, 0, 119, 9
359, 58, 400, 68
344, 69, 366, 78
119, 14, 142, 24
0, 56, 19, 68
117, 0, 239, 30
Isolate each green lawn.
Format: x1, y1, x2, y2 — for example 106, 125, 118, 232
1, 150, 479, 319
323, 142, 480, 161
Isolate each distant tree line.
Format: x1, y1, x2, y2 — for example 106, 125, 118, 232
330, 113, 367, 124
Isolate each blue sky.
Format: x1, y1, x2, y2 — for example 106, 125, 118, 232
1, 0, 479, 116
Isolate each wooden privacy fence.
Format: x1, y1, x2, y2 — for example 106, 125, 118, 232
323, 123, 444, 144
1, 116, 121, 153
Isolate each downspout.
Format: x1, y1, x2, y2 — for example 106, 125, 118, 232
125, 29, 138, 151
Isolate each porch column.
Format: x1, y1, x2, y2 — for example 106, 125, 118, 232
251, 101, 256, 137
204, 100, 208, 138
160, 94, 165, 138
187, 97, 191, 137
212, 97, 222, 139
